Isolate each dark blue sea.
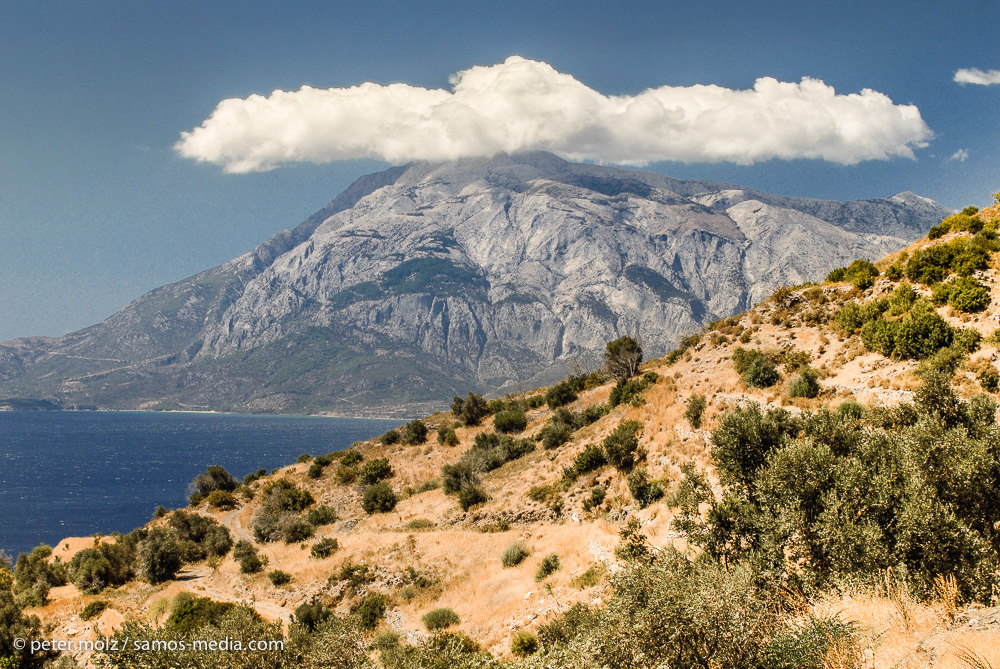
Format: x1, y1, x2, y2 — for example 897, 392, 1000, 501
0, 411, 401, 561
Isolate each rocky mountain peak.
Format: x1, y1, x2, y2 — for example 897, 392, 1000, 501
0, 155, 953, 415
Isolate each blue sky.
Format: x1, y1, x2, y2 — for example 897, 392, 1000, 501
0, 0, 997, 340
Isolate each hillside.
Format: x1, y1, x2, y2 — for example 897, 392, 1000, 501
5, 199, 1000, 669
0, 153, 950, 416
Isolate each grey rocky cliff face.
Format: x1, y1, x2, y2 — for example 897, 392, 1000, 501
0, 152, 951, 414
198, 154, 932, 383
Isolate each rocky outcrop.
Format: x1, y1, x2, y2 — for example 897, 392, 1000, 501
0, 152, 951, 414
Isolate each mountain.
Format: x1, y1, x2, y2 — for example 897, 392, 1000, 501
0, 152, 951, 415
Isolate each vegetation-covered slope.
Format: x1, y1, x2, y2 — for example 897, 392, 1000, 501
4, 198, 1000, 669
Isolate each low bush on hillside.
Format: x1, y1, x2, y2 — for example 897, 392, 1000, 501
511, 630, 539, 656
166, 594, 238, 634
361, 482, 398, 514
826, 258, 879, 288
545, 380, 578, 409
732, 348, 780, 388
422, 607, 460, 631
787, 367, 821, 398
310, 538, 338, 559
581, 487, 606, 513
205, 490, 238, 510
233, 541, 265, 574
609, 371, 659, 407
79, 600, 109, 621
451, 392, 490, 426
359, 457, 393, 485
493, 408, 528, 434
187, 465, 239, 506
535, 554, 561, 581
457, 485, 489, 511
306, 505, 338, 527
267, 570, 291, 586
627, 468, 664, 509
602, 420, 643, 471
501, 542, 529, 568
354, 592, 388, 630
685, 394, 707, 429
402, 419, 429, 445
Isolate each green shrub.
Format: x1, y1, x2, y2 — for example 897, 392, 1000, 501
979, 366, 1000, 392
501, 542, 529, 567
834, 300, 883, 335
545, 381, 579, 409
296, 453, 312, 464
380, 428, 401, 445
510, 630, 539, 656
359, 458, 393, 485
233, 540, 265, 574
243, 468, 267, 486
457, 485, 488, 511
134, 529, 183, 585
442, 461, 479, 495
340, 451, 363, 467
451, 392, 490, 426
826, 259, 878, 288
306, 505, 338, 527
335, 464, 358, 485
187, 465, 238, 506
205, 490, 237, 510
609, 376, 653, 407
788, 367, 821, 399
627, 467, 665, 509
437, 426, 459, 446
354, 592, 388, 630
260, 479, 314, 512
572, 444, 606, 476
406, 519, 435, 531
493, 408, 528, 434
80, 600, 109, 621
361, 482, 398, 514
581, 487, 607, 513
422, 607, 460, 631
166, 595, 235, 634
949, 276, 991, 312
733, 348, 780, 388
402, 419, 429, 445
68, 541, 134, 595
307, 462, 325, 479
602, 420, 643, 471
954, 327, 983, 353
310, 538, 339, 559
535, 554, 561, 581
685, 395, 707, 429
540, 420, 575, 449
293, 600, 333, 632
581, 402, 610, 424
894, 303, 953, 358
570, 564, 605, 589
267, 570, 291, 586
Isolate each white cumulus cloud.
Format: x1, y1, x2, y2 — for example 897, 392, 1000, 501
954, 68, 1000, 86
949, 148, 970, 162
176, 56, 933, 173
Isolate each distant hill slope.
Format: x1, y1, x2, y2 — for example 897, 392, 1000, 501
0, 152, 951, 415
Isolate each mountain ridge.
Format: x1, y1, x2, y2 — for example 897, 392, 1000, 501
0, 152, 952, 415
